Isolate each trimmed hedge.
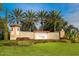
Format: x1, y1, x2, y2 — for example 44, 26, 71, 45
0, 40, 33, 46
0, 39, 70, 46
0, 40, 17, 46
16, 37, 31, 40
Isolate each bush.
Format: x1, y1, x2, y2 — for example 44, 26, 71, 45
32, 39, 71, 44
0, 40, 33, 46
16, 37, 30, 40
33, 40, 48, 44
0, 39, 69, 46
17, 40, 33, 46
0, 40, 17, 46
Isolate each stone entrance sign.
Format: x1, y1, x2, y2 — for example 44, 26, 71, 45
10, 24, 65, 40
35, 33, 47, 39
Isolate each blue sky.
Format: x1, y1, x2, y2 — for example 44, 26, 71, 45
1, 3, 79, 29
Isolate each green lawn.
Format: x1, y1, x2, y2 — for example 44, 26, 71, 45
0, 42, 79, 56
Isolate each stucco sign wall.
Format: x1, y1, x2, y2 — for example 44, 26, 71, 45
10, 24, 65, 40
35, 33, 48, 39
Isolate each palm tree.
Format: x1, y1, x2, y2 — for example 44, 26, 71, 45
21, 20, 36, 31
23, 10, 36, 31
8, 8, 25, 24
0, 3, 2, 28
0, 3, 1, 10
0, 17, 3, 31
0, 16, 4, 40
49, 10, 62, 31
43, 18, 54, 31
65, 25, 78, 42
0, 4, 8, 40
37, 10, 47, 30
24, 10, 36, 20
56, 19, 68, 31
43, 10, 68, 32
3, 9, 8, 40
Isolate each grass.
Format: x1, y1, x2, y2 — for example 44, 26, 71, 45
0, 40, 79, 56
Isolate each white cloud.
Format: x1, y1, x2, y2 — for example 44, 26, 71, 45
64, 8, 79, 29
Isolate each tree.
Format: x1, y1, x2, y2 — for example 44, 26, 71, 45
24, 10, 36, 20
0, 3, 2, 11
8, 8, 25, 24
37, 10, 47, 30
56, 19, 68, 31
22, 10, 36, 31
48, 10, 62, 31
0, 3, 2, 28
65, 25, 78, 42
0, 4, 8, 40
0, 17, 4, 40
21, 20, 36, 31
3, 9, 8, 40
0, 3, 3, 40
43, 10, 68, 32
0, 17, 3, 29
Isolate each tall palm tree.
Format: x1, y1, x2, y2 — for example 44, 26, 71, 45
37, 10, 47, 30
0, 3, 2, 28
0, 3, 8, 40
24, 10, 36, 20
0, 3, 2, 29
21, 20, 36, 31
49, 10, 62, 31
0, 17, 4, 40
8, 8, 25, 24
3, 9, 8, 40
0, 17, 3, 31
43, 10, 68, 32
56, 19, 68, 31
23, 10, 36, 31
0, 3, 1, 10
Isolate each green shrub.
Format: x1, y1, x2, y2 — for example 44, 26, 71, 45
0, 40, 17, 46
17, 40, 33, 46
33, 39, 71, 44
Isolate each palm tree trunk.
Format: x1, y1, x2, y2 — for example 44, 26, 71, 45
0, 3, 2, 10
4, 9, 8, 40
54, 20, 57, 32
54, 22, 55, 32
41, 18, 43, 31
4, 23, 8, 40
